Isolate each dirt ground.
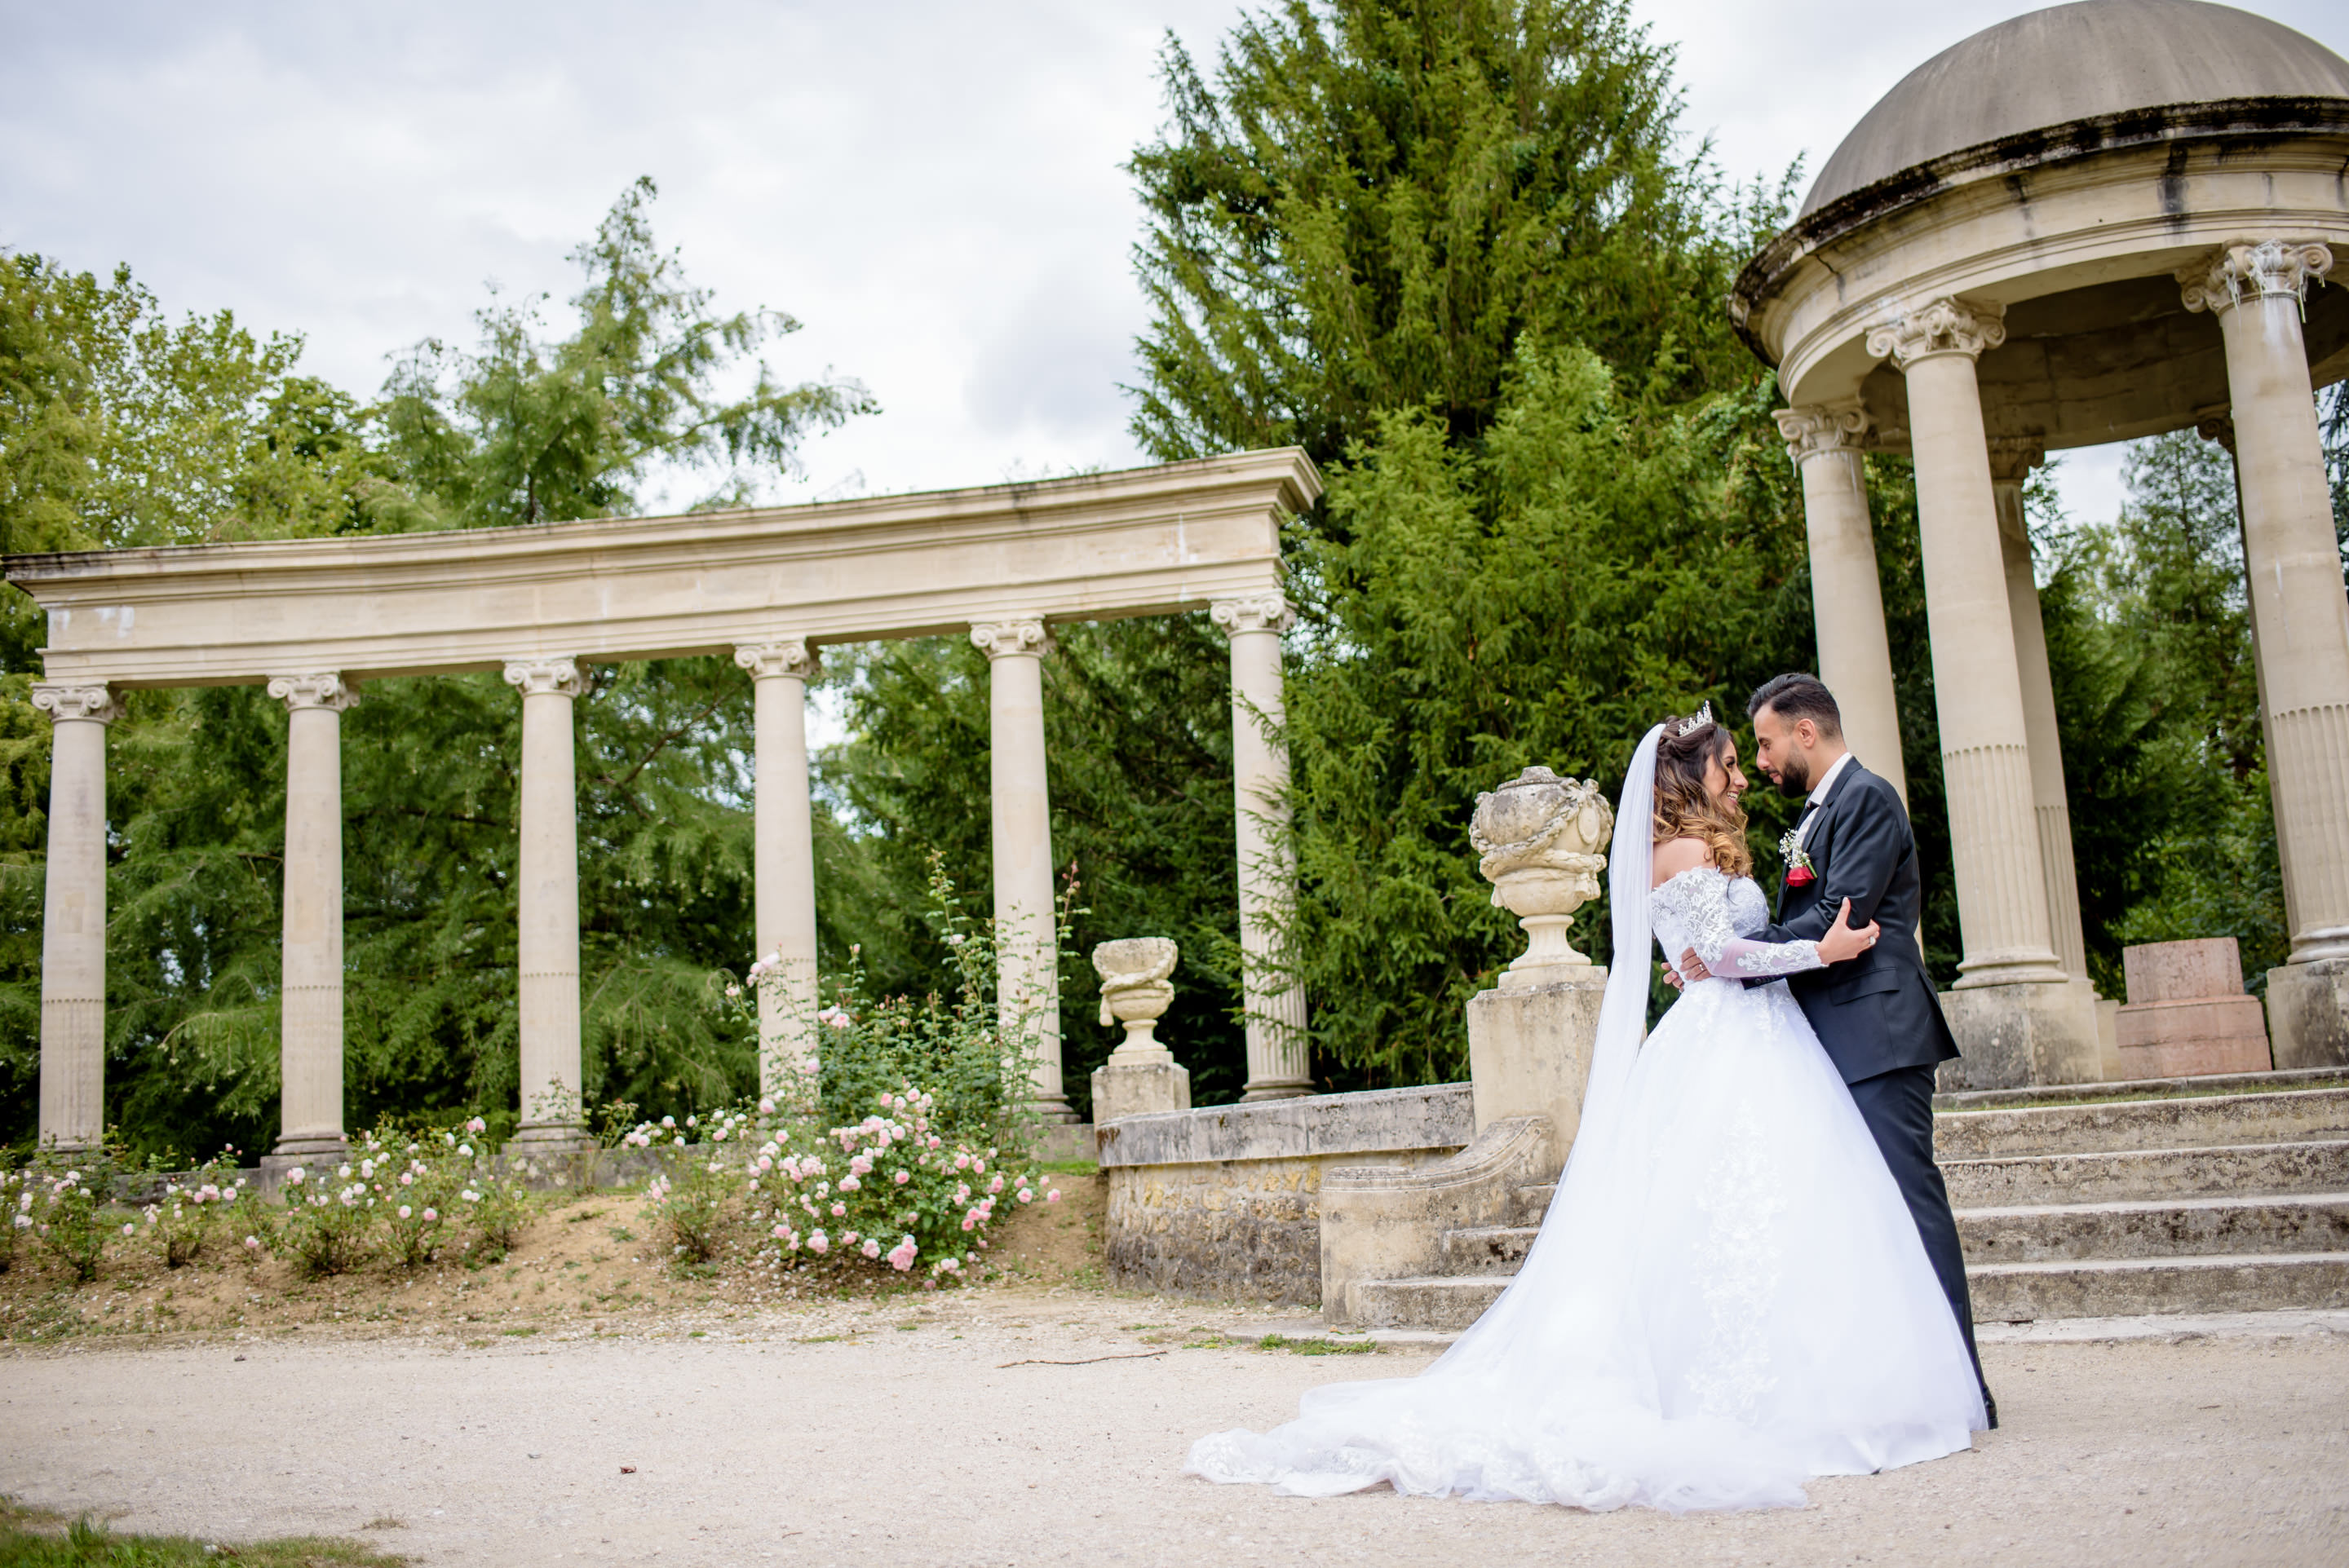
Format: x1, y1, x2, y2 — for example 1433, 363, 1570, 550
0, 1171, 1108, 1345
2, 1177, 2347, 1566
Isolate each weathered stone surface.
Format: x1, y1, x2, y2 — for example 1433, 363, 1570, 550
1090, 1061, 1189, 1124
2116, 996, 2273, 1078
1944, 1139, 2349, 1208
1937, 980, 2107, 1091
1934, 1086, 2349, 1161
2124, 938, 2245, 1004
1465, 974, 1604, 1164
2269, 958, 2349, 1070
1320, 1116, 1553, 1328
1935, 1064, 2349, 1112
1094, 1084, 1470, 1168
1958, 1194, 2349, 1264
1096, 1085, 1472, 1305
1968, 1253, 2349, 1322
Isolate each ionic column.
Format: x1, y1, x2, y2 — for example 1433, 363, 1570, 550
503, 657, 589, 1146
1774, 404, 1909, 802
1986, 442, 2090, 984
2181, 241, 2349, 968
970, 619, 1072, 1120
735, 639, 821, 1094
267, 673, 359, 1162
1868, 299, 2069, 992
1211, 594, 1312, 1100
31, 682, 120, 1151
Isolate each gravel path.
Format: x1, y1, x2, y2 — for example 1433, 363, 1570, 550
2, 1292, 2345, 1566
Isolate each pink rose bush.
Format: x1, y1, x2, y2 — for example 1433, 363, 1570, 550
624, 1083, 1054, 1285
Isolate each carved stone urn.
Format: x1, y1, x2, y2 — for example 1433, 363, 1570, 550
1090, 937, 1189, 1123
1094, 937, 1179, 1063
1470, 766, 1612, 989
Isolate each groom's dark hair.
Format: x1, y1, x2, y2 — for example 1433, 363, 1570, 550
1747, 674, 1843, 738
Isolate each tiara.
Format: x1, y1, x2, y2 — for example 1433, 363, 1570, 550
1674, 701, 1714, 737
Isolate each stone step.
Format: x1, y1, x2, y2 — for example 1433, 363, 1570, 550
1935, 1066, 2349, 1113
1935, 1087, 2349, 1160
1958, 1193, 2349, 1263
1944, 1138, 2349, 1207
1440, 1224, 1542, 1274
1969, 1252, 2349, 1322
1356, 1250, 2349, 1332
1352, 1273, 1512, 1332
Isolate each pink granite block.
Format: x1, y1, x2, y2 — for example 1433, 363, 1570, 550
2122, 938, 2243, 1005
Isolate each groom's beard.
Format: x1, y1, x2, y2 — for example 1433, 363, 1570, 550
1774, 752, 1813, 799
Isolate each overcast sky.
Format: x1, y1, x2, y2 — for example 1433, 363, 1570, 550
4, 0, 2343, 527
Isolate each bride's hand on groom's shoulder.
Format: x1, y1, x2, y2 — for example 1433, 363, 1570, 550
1816, 898, 1881, 965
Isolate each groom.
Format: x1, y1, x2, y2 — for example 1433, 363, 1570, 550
1677, 673, 1995, 1429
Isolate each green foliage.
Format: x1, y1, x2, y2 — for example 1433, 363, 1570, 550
0, 1497, 409, 1566
832, 630, 1250, 1107
378, 176, 876, 525
1126, 0, 1774, 466
0, 181, 875, 1158
1284, 345, 1817, 1081
2035, 431, 2289, 993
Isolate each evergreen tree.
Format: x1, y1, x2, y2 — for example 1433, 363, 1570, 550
0, 183, 875, 1156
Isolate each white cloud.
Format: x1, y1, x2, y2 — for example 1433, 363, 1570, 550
5, 0, 2341, 526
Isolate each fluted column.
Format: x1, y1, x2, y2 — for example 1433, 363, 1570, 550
32, 682, 120, 1151
268, 673, 358, 1160
1775, 403, 1909, 803
970, 619, 1072, 1120
503, 657, 589, 1146
735, 639, 821, 1095
1986, 443, 2090, 984
1212, 593, 1312, 1100
2182, 241, 2349, 968
1868, 298, 2069, 991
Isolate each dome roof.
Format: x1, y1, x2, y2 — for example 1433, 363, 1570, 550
1803, 1, 2349, 216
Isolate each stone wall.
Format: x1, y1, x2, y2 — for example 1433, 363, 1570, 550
1093, 1084, 1471, 1306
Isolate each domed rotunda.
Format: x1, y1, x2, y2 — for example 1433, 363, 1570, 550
1731, 0, 2349, 1084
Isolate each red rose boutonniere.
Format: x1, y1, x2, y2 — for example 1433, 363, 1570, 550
1778, 829, 1819, 887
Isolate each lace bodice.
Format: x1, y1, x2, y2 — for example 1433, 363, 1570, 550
1650, 866, 1823, 979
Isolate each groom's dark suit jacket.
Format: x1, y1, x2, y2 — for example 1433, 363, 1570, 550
1754, 759, 1959, 1084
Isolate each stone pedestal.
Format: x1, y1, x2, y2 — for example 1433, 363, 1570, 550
2115, 939, 2272, 1079
1090, 937, 1191, 1124
1466, 971, 1607, 1173
1938, 979, 2107, 1091
2267, 958, 2349, 1071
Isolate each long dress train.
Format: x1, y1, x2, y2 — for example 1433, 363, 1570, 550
1185, 731, 1984, 1513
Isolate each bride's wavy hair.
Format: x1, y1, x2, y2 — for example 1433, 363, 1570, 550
1652, 713, 1753, 877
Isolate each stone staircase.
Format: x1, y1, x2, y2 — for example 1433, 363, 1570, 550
1346, 1067, 2349, 1332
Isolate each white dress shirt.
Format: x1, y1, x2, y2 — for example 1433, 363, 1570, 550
1794, 750, 1856, 851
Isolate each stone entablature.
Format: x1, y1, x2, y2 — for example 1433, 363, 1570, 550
11, 449, 1317, 689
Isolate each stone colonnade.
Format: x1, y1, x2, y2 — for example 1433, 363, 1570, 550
1778, 237, 2349, 1077
29, 600, 1312, 1154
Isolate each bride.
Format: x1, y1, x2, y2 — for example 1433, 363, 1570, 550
1187, 711, 1986, 1513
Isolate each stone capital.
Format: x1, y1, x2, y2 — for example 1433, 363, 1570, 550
969, 617, 1054, 661
2192, 405, 2236, 452
1209, 594, 1296, 638
1773, 403, 1869, 465
265, 672, 360, 713
502, 656, 587, 699
30, 682, 122, 725
733, 638, 820, 682
2179, 240, 2335, 315
1985, 438, 2046, 485
1865, 296, 2007, 369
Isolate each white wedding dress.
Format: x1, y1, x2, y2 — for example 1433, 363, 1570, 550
1187, 728, 1984, 1514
